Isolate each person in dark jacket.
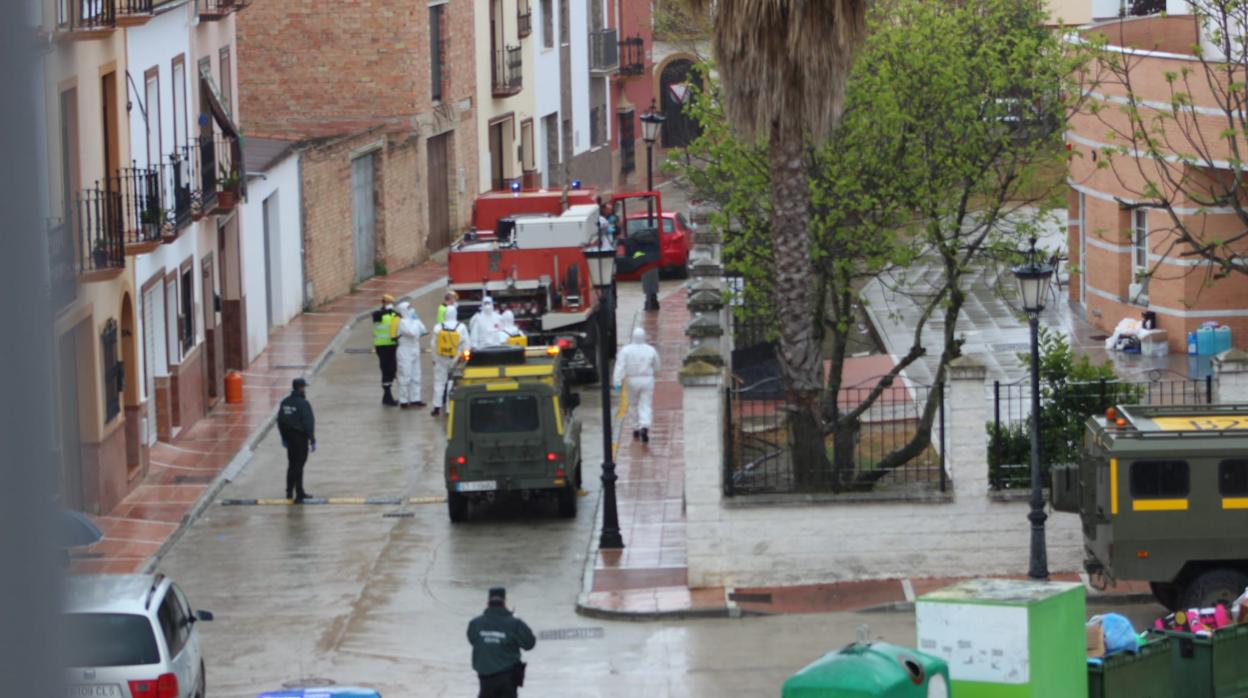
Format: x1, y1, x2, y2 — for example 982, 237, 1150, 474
277, 378, 316, 503
467, 587, 536, 698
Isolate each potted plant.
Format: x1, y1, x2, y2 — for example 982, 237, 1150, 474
216, 165, 241, 209
139, 206, 164, 241
92, 238, 110, 269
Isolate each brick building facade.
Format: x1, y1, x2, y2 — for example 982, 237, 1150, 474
237, 0, 478, 304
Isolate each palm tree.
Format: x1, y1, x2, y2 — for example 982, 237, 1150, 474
687, 0, 867, 484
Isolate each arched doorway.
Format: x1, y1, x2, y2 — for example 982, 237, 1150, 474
659, 58, 703, 149
120, 294, 145, 477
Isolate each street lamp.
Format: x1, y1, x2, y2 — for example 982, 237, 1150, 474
639, 102, 666, 312
1012, 236, 1054, 581
589, 246, 624, 550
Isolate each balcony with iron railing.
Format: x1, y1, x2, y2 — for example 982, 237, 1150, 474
74, 185, 125, 279
517, 0, 532, 38
197, 133, 242, 215
199, 0, 244, 21
492, 45, 523, 97
108, 165, 167, 253
590, 28, 619, 75
619, 35, 645, 76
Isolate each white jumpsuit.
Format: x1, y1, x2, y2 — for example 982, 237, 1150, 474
613, 327, 661, 431
395, 307, 426, 405
430, 306, 471, 410
470, 297, 503, 349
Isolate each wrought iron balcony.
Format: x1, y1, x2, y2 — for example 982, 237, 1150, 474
197, 134, 242, 215
115, 0, 153, 25
164, 146, 199, 231
199, 0, 243, 21
108, 165, 166, 252
619, 36, 645, 76
590, 28, 619, 75
58, 0, 116, 37
75, 185, 125, 278
517, 0, 532, 38
492, 45, 523, 97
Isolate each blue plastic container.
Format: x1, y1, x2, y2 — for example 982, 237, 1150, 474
1197, 327, 1217, 356
1215, 326, 1233, 353
1188, 331, 1199, 356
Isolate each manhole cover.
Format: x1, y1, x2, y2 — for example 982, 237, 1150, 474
172, 475, 215, 484
344, 348, 373, 354
538, 627, 605, 641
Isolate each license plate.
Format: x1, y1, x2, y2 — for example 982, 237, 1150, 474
68, 686, 121, 697
458, 480, 496, 492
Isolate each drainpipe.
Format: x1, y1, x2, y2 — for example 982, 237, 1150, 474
296, 150, 310, 310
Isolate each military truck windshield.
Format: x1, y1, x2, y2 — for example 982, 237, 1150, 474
470, 394, 539, 433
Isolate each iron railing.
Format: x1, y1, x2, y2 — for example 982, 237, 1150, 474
116, 0, 152, 17
620, 36, 645, 76
989, 375, 1215, 490
199, 0, 241, 16
48, 217, 77, 310
75, 186, 124, 275
725, 377, 946, 496
517, 0, 532, 37
107, 165, 165, 245
590, 28, 619, 74
58, 0, 116, 31
101, 319, 122, 423
492, 45, 523, 96
164, 145, 199, 230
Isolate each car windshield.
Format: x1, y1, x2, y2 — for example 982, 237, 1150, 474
625, 217, 674, 235
64, 613, 160, 667
469, 394, 540, 433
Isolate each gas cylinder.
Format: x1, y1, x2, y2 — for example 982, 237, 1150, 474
224, 370, 244, 404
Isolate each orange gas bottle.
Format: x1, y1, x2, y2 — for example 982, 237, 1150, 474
224, 370, 244, 404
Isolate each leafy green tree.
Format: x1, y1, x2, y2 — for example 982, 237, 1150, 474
676, 0, 1093, 490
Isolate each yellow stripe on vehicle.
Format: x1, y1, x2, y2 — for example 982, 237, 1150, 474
553, 396, 564, 435
1110, 458, 1118, 516
486, 381, 519, 391
446, 401, 455, 439
1222, 497, 1248, 510
1132, 499, 1189, 512
506, 365, 554, 377
463, 367, 501, 379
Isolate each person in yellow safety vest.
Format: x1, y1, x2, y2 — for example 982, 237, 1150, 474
373, 294, 401, 406
395, 301, 427, 409
437, 290, 458, 325
500, 310, 527, 348
430, 305, 470, 417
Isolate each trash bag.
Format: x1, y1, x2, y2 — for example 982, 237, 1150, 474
1100, 613, 1140, 655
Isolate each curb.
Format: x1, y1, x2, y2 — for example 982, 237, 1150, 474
136, 273, 448, 573
573, 602, 733, 622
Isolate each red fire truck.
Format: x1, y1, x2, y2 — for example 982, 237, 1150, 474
448, 187, 662, 378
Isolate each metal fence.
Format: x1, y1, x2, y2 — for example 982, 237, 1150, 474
989, 375, 1214, 489
724, 377, 946, 496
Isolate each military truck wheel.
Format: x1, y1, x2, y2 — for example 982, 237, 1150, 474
557, 484, 578, 518
1180, 568, 1248, 609
1149, 582, 1180, 611
447, 492, 468, 523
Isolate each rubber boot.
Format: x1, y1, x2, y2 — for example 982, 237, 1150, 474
641, 427, 650, 443
382, 386, 399, 406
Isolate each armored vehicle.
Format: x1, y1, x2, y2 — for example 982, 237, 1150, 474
1052, 404, 1248, 610
444, 345, 582, 522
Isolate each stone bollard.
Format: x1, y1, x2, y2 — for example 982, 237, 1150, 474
1213, 348, 1248, 403
948, 355, 990, 498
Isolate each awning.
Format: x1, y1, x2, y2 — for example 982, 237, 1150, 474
198, 67, 240, 139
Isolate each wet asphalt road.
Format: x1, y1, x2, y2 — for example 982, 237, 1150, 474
156, 282, 1165, 697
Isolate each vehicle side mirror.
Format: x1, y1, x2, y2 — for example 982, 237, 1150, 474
565, 393, 581, 410
195, 610, 214, 622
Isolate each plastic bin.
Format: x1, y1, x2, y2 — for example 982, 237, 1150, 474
1216, 326, 1233, 353
782, 641, 949, 697
1087, 635, 1172, 698
1197, 327, 1217, 356
1164, 623, 1248, 698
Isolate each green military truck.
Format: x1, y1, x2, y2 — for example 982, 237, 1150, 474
1052, 404, 1248, 610
443, 345, 583, 522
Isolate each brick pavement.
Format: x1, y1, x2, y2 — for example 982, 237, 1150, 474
69, 260, 447, 574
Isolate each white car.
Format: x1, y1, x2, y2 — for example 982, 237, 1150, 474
64, 573, 212, 698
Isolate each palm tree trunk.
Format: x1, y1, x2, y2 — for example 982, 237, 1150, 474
769, 120, 828, 487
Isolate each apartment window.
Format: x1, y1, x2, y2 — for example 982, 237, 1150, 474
101, 319, 121, 423
521, 119, 535, 172
618, 109, 635, 174
180, 265, 195, 353
1131, 207, 1148, 302
542, 0, 553, 48
171, 56, 187, 152
218, 46, 233, 119
1220, 459, 1248, 497
430, 2, 448, 102
543, 113, 559, 183
559, 0, 569, 46
144, 68, 161, 169
1130, 460, 1189, 499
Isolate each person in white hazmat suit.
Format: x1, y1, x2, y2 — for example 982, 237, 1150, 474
469, 296, 503, 349
395, 302, 427, 408
430, 305, 470, 417
612, 327, 660, 443
498, 310, 527, 347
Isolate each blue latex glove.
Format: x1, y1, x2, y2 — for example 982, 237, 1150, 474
310, 441, 317, 453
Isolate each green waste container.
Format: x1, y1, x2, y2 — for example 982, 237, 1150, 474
781, 641, 949, 698
1163, 623, 1248, 698
1087, 635, 1173, 698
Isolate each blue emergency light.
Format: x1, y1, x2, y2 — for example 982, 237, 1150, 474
571, 179, 582, 190
510, 181, 521, 195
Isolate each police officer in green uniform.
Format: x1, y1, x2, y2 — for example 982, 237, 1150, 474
373, 294, 400, 406
467, 587, 536, 698
277, 378, 315, 502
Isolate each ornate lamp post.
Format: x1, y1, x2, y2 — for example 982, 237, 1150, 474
1012, 237, 1055, 580
638, 103, 666, 312
589, 246, 624, 549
